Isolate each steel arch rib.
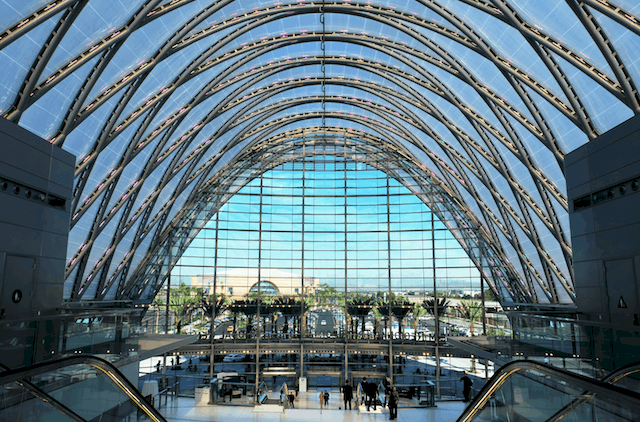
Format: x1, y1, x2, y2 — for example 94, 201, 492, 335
71, 50, 566, 224
116, 108, 549, 303
68, 69, 572, 301
1, 0, 627, 305
119, 129, 528, 303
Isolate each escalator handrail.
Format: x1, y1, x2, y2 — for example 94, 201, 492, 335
0, 356, 167, 422
457, 359, 640, 422
0, 362, 87, 422
602, 360, 640, 385
544, 360, 640, 422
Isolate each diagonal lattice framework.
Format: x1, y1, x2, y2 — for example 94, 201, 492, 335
1, 0, 639, 307
123, 133, 532, 305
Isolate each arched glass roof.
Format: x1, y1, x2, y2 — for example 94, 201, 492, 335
1, 0, 639, 307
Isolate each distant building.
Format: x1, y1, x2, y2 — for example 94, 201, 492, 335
190, 268, 321, 300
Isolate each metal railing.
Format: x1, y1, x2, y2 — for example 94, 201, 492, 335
0, 356, 167, 422
457, 360, 640, 422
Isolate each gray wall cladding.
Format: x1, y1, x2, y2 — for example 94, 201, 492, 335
566, 115, 640, 327
0, 118, 74, 317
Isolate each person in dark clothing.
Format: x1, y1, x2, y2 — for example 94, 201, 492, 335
361, 378, 368, 407
324, 390, 330, 406
388, 386, 399, 420
365, 379, 377, 410
342, 382, 353, 410
460, 373, 473, 402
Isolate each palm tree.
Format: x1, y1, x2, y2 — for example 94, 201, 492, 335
200, 294, 230, 320
411, 303, 429, 339
423, 297, 450, 341
376, 303, 391, 340
200, 294, 230, 336
390, 296, 413, 338
346, 293, 377, 337
153, 297, 164, 333
423, 297, 450, 317
168, 295, 199, 333
458, 299, 483, 372
372, 307, 383, 339
458, 299, 482, 336
314, 283, 345, 310
273, 295, 303, 336
230, 299, 259, 337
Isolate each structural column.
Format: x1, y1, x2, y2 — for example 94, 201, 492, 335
386, 172, 393, 380
431, 187, 440, 398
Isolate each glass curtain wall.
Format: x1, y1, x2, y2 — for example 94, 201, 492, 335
173, 152, 488, 335
157, 147, 502, 399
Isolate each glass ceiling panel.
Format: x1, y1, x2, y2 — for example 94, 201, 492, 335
451, 176, 488, 228
104, 213, 144, 290
0, 13, 61, 113
19, 56, 100, 140
104, 132, 164, 213
78, 109, 151, 204
504, 114, 565, 196
39, 0, 148, 83
161, 178, 198, 234
491, 136, 546, 210
0, 0, 50, 32
67, 190, 105, 264
591, 7, 640, 107
63, 265, 79, 300
83, 2, 209, 106
417, 82, 494, 149
411, 45, 537, 124
159, 90, 234, 157
509, 214, 547, 295
464, 169, 506, 229
126, 220, 161, 284
505, 0, 615, 79
130, 148, 179, 216
610, 1, 640, 15
81, 205, 126, 290
527, 204, 569, 277
139, 61, 232, 136
120, 40, 208, 118
423, 64, 506, 131
62, 89, 127, 165
553, 52, 633, 133
434, 2, 571, 105
149, 165, 188, 218
476, 153, 525, 222
523, 86, 589, 154
550, 196, 570, 245
495, 230, 530, 298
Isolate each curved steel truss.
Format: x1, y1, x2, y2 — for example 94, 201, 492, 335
1, 0, 639, 306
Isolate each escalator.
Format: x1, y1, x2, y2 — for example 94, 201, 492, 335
0, 356, 167, 422
457, 360, 640, 422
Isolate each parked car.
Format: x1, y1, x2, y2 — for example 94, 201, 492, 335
223, 354, 245, 362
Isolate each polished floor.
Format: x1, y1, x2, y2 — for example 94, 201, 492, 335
157, 392, 467, 422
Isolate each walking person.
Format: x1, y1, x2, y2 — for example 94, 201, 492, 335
342, 382, 353, 410
388, 386, 399, 420
365, 379, 377, 411
460, 372, 473, 402
362, 377, 368, 408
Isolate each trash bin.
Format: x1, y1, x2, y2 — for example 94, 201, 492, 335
195, 386, 210, 406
